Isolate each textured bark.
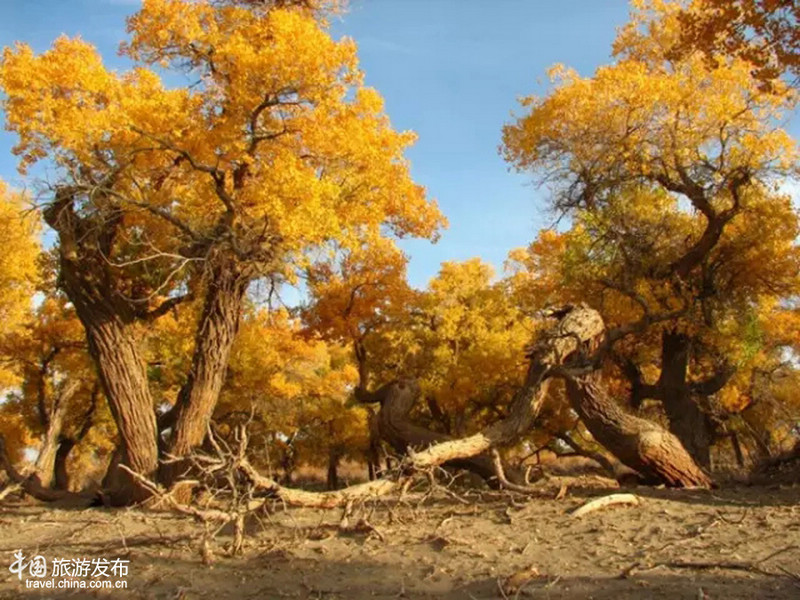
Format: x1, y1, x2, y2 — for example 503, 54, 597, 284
659, 331, 713, 468
32, 381, 80, 489
162, 261, 249, 485
565, 375, 712, 488
43, 192, 161, 504
407, 306, 606, 470
373, 380, 525, 485
86, 316, 159, 504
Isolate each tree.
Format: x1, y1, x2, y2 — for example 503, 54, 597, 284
406, 259, 532, 437
0, 0, 443, 502
665, 0, 800, 88
0, 180, 39, 388
0, 295, 118, 494
502, 0, 797, 471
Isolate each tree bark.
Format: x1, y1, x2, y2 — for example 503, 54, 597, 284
45, 193, 159, 505
659, 330, 712, 468
373, 379, 526, 485
84, 315, 159, 504
32, 381, 80, 489
565, 375, 712, 487
161, 261, 249, 486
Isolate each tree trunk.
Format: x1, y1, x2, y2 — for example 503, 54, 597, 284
162, 262, 249, 486
659, 330, 712, 468
84, 315, 159, 504
327, 446, 341, 490
53, 439, 76, 491
32, 381, 80, 489
45, 195, 159, 505
366, 407, 382, 481
53, 387, 99, 492
373, 380, 529, 486
565, 375, 712, 488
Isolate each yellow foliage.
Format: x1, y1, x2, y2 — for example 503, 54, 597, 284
0, 0, 444, 297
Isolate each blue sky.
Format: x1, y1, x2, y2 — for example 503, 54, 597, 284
4, 0, 791, 289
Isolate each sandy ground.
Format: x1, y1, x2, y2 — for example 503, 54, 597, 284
0, 476, 799, 600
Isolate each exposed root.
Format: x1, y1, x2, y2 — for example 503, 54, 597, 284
490, 450, 542, 494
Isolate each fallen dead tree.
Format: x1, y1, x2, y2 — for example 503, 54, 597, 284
362, 379, 528, 487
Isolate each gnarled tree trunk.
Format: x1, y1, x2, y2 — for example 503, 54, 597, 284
373, 380, 526, 485
45, 193, 160, 505
32, 381, 80, 489
161, 261, 249, 487
565, 375, 712, 487
83, 314, 159, 504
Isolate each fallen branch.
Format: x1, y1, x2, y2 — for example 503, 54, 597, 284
490, 450, 541, 494
571, 493, 640, 518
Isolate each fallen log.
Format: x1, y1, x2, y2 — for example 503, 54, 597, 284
372, 379, 527, 486
373, 304, 711, 489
